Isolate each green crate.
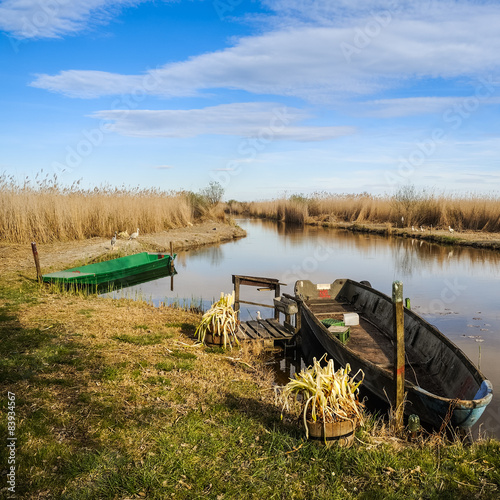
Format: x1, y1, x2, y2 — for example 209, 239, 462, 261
326, 325, 350, 344
321, 318, 345, 327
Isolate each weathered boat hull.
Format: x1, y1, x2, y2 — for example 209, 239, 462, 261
295, 279, 493, 430
42, 252, 176, 288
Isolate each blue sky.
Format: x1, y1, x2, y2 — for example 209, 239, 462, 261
1, 0, 500, 200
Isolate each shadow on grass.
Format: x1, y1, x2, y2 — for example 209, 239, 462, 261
0, 293, 127, 496
223, 393, 303, 439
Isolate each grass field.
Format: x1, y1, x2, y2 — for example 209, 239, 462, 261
0, 275, 499, 499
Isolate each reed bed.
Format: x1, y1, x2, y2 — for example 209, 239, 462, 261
0, 173, 222, 243
236, 189, 500, 232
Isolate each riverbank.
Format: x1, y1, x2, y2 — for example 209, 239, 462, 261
281, 217, 500, 252
325, 221, 500, 251
0, 221, 246, 285
1, 221, 499, 498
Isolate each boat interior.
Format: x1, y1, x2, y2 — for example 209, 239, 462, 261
295, 279, 482, 401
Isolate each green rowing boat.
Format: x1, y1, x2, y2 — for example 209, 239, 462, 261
42, 252, 176, 287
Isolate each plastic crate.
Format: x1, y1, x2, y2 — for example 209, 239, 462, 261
326, 325, 350, 344
321, 318, 345, 327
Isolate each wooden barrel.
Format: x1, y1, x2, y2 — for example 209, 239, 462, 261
306, 419, 356, 447
204, 332, 223, 346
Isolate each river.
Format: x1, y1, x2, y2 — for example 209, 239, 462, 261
103, 218, 500, 438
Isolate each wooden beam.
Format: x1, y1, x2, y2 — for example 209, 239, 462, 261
274, 282, 280, 320
31, 242, 42, 283
392, 280, 405, 428
232, 274, 281, 287
234, 275, 240, 314
238, 300, 274, 309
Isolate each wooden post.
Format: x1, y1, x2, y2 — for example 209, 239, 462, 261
392, 280, 405, 427
169, 242, 175, 270
233, 276, 241, 315
169, 242, 175, 290
31, 242, 42, 282
274, 282, 280, 320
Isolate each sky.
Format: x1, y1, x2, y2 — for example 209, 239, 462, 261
1, 0, 500, 201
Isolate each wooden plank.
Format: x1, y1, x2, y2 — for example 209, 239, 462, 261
259, 319, 284, 339
247, 320, 272, 339
232, 275, 280, 287
266, 318, 293, 339
238, 322, 260, 340
236, 324, 252, 341
237, 318, 295, 343
238, 300, 274, 309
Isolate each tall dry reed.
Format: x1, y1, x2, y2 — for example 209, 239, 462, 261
0, 173, 197, 243
234, 189, 500, 232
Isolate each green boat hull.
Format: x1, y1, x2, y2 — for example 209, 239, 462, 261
42, 252, 176, 287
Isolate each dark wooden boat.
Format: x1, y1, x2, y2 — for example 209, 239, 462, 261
42, 252, 175, 288
295, 279, 493, 430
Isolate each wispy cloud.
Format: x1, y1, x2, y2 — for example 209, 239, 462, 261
0, 0, 145, 39
91, 102, 355, 141
357, 97, 500, 118
30, 2, 500, 102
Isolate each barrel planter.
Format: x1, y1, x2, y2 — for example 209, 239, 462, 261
204, 332, 224, 346
306, 419, 357, 448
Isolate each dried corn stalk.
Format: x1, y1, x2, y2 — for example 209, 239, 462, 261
195, 291, 239, 349
277, 354, 364, 438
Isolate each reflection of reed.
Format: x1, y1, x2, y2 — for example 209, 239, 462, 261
391, 237, 500, 276
259, 219, 500, 276
186, 245, 224, 267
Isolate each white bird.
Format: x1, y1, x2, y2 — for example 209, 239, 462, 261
420, 226, 424, 232
411, 226, 415, 231
111, 231, 117, 248
448, 226, 454, 233
256, 311, 262, 320
129, 228, 139, 240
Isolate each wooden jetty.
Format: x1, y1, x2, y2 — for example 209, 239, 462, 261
232, 275, 300, 347
237, 318, 295, 347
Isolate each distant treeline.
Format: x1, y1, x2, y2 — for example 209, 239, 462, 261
227, 186, 500, 232
0, 174, 225, 243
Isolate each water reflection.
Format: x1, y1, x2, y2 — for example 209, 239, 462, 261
102, 219, 500, 438
177, 245, 225, 267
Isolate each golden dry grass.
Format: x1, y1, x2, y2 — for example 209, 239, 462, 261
0, 173, 229, 244
237, 190, 500, 232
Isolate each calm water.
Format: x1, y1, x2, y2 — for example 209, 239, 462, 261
103, 219, 500, 438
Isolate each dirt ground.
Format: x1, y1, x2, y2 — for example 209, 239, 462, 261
0, 221, 246, 282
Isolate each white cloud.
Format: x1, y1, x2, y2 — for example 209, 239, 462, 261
357, 96, 500, 118
30, 2, 500, 102
91, 102, 355, 141
0, 0, 143, 39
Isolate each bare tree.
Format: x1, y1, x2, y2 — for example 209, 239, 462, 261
200, 181, 224, 206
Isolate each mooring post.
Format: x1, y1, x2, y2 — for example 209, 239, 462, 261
392, 280, 405, 427
169, 242, 175, 270
274, 282, 281, 320
31, 242, 42, 282
233, 276, 241, 315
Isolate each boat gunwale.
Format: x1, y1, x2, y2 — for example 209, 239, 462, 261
296, 278, 493, 411
42, 252, 175, 284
